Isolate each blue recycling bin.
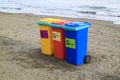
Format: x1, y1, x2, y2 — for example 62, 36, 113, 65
62, 22, 91, 65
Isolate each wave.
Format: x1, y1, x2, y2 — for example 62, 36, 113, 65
77, 11, 96, 15
0, 7, 22, 10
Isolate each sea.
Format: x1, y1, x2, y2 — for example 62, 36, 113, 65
0, 0, 120, 24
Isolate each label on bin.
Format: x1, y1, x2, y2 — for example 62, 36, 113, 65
40, 30, 48, 38
52, 31, 61, 41
65, 38, 76, 49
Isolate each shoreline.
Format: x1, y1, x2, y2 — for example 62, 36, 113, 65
1, 12, 120, 26
0, 12, 120, 80
0, 10, 120, 25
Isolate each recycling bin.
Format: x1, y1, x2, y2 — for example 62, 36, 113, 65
36, 18, 60, 55
50, 20, 71, 60
62, 22, 91, 65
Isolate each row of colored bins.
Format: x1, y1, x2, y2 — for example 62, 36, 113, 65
36, 18, 91, 65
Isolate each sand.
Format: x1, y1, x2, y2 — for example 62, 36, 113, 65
0, 12, 120, 80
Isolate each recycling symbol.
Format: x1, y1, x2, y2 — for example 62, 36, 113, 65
52, 32, 61, 41
65, 38, 76, 49
66, 40, 70, 45
53, 33, 56, 38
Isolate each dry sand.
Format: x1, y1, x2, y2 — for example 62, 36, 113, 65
0, 12, 120, 80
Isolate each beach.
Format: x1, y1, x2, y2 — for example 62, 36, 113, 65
0, 12, 120, 80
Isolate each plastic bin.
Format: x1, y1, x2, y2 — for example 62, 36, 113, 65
62, 22, 91, 65
36, 18, 61, 55
50, 20, 71, 60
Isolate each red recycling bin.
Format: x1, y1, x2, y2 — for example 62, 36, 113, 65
50, 20, 71, 60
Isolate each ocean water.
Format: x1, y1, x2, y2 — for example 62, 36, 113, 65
0, 0, 120, 24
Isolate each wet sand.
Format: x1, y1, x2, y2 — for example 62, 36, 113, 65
0, 12, 120, 80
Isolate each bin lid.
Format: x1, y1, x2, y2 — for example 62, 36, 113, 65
36, 18, 61, 26
50, 20, 72, 28
62, 22, 91, 31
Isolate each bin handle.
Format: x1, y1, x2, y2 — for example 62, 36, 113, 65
84, 22, 91, 26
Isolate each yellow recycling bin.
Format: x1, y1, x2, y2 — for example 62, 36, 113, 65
36, 18, 61, 55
